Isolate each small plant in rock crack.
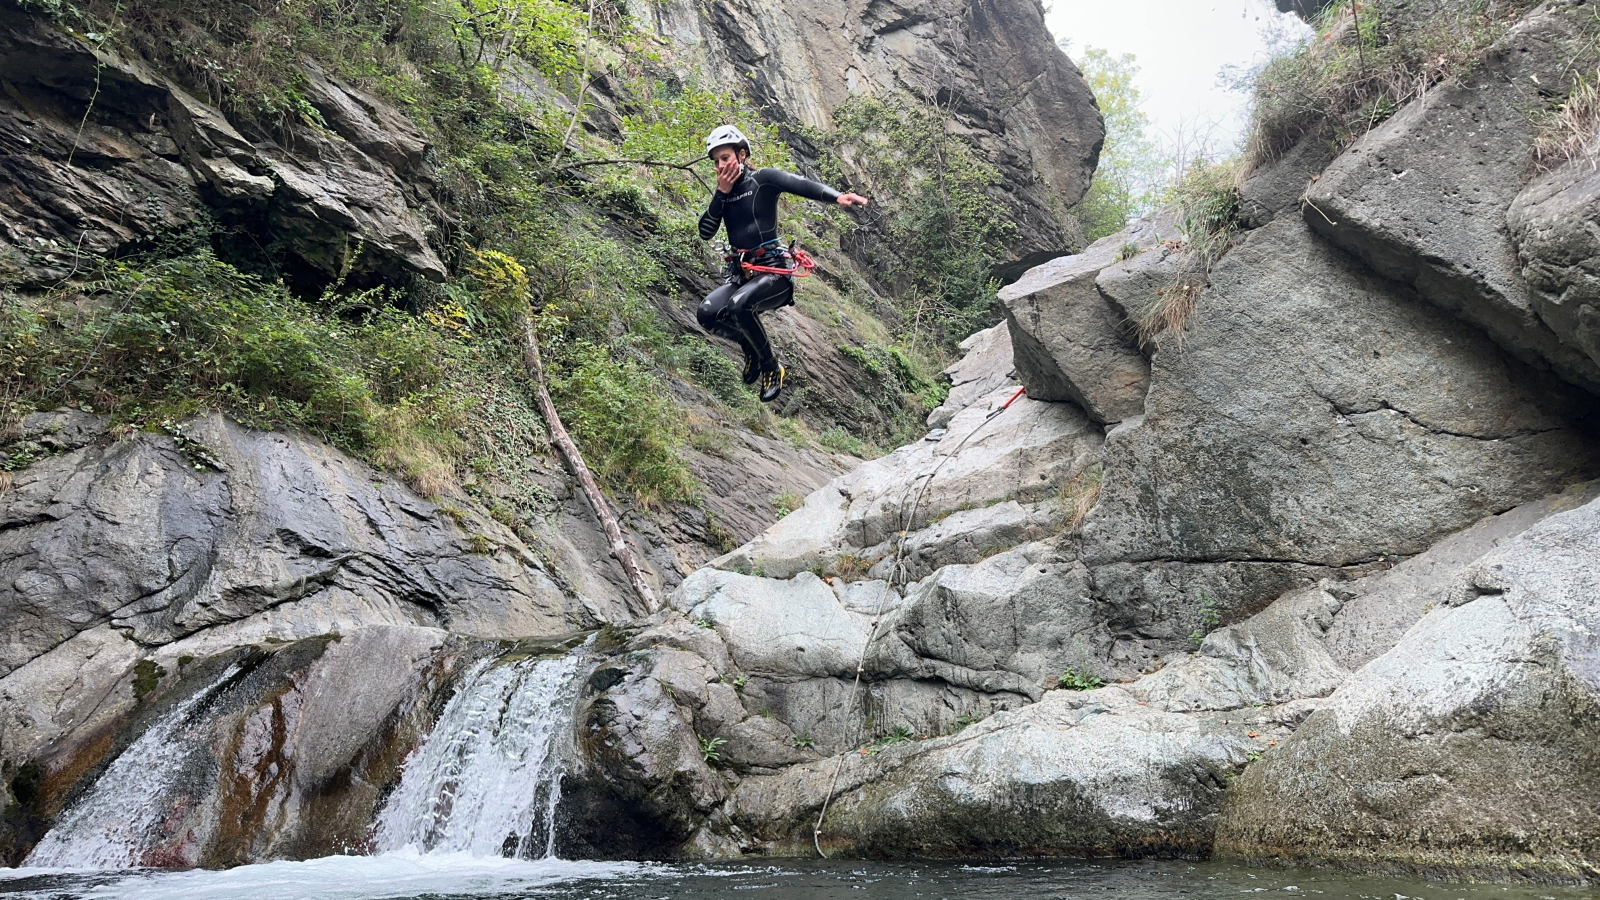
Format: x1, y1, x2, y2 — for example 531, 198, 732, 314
693, 618, 714, 629
1058, 669, 1106, 691
947, 714, 979, 734
698, 735, 726, 764
864, 724, 916, 754
727, 675, 749, 693
1189, 592, 1223, 647
792, 732, 816, 749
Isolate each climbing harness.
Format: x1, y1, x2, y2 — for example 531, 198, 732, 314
811, 385, 1028, 858
725, 239, 818, 279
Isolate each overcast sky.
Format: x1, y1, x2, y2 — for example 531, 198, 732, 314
1045, 0, 1312, 152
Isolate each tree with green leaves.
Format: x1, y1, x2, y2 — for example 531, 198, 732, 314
1068, 45, 1169, 241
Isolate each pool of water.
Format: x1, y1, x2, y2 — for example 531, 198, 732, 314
0, 854, 1590, 900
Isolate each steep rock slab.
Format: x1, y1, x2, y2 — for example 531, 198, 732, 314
1082, 216, 1600, 589
0, 7, 445, 287
655, 0, 1103, 260
1303, 4, 1600, 393
927, 323, 1014, 429
1217, 492, 1600, 882
1509, 147, 1600, 370
713, 386, 1101, 578
0, 411, 589, 679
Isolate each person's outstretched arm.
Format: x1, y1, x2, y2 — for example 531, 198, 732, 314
759, 168, 870, 208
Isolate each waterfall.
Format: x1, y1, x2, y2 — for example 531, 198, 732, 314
372, 652, 584, 859
24, 664, 241, 869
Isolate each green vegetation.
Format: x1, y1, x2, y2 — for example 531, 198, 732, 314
1189, 592, 1223, 647
806, 92, 1017, 352
770, 491, 803, 518
863, 724, 916, 754
131, 659, 167, 700
791, 731, 815, 750
697, 734, 726, 764
1073, 47, 1169, 241
1242, 0, 1544, 167
1057, 669, 1105, 691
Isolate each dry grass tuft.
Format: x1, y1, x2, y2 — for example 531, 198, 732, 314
1244, 0, 1543, 171
1533, 70, 1600, 172
1062, 464, 1105, 535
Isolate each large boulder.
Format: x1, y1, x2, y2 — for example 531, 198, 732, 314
927, 324, 1015, 429
734, 685, 1261, 857
1303, 4, 1600, 393
998, 213, 1177, 423
1082, 215, 1600, 610
1508, 147, 1600, 372
1217, 491, 1600, 882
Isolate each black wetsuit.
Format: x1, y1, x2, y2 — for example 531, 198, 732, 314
697, 166, 841, 368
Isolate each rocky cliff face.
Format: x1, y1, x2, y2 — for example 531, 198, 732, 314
650, 0, 1103, 267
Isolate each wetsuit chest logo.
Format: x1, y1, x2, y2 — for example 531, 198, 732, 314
727, 189, 754, 202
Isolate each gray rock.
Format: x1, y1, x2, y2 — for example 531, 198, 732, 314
868, 543, 1098, 699
738, 686, 1259, 857
0, 8, 445, 287
1303, 5, 1600, 393
1125, 585, 1348, 713
1509, 148, 1600, 371
1082, 216, 1600, 605
715, 386, 1102, 578
1324, 479, 1600, 670
1238, 135, 1336, 230
657, 0, 1103, 262
0, 415, 591, 679
674, 570, 868, 679
927, 324, 1015, 429
1217, 492, 1600, 882
1095, 241, 1187, 327
565, 647, 731, 858
864, 499, 1065, 581
998, 216, 1174, 423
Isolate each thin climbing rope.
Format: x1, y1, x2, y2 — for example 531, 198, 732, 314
811, 386, 1027, 858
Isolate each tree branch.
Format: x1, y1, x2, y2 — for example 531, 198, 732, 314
551, 157, 711, 190
518, 315, 659, 618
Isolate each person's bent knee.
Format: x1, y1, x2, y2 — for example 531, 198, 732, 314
696, 300, 721, 330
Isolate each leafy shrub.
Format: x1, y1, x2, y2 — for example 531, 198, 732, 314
547, 340, 696, 506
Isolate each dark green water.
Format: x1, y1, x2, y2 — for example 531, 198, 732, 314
0, 855, 1591, 900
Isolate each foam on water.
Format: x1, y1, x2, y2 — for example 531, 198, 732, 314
1, 851, 653, 900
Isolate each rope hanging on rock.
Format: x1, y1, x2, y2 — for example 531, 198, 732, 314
811, 385, 1027, 858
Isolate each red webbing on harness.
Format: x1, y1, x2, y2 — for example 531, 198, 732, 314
731, 247, 818, 277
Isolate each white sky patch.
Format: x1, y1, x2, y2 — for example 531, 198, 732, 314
1046, 0, 1313, 153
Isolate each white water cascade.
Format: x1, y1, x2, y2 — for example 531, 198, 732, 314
23, 664, 241, 869
373, 653, 584, 859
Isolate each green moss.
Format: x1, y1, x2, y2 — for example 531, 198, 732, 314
131, 659, 167, 700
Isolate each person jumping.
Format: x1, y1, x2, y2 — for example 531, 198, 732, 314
697, 125, 869, 403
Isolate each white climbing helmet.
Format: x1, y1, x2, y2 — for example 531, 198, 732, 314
704, 124, 752, 159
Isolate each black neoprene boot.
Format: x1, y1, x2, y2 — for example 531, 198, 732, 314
758, 362, 786, 403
